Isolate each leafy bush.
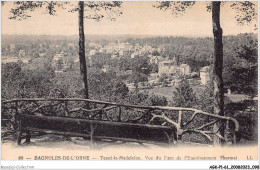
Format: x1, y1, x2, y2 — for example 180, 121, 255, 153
172, 79, 197, 108
196, 82, 214, 113
146, 94, 168, 106
225, 100, 258, 143
2, 62, 55, 99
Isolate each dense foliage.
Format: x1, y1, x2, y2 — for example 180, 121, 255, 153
171, 79, 197, 108
2, 33, 257, 143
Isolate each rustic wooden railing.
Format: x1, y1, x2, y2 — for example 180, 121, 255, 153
2, 98, 239, 145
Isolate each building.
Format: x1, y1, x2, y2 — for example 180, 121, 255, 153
179, 64, 191, 75
68, 43, 75, 48
158, 58, 178, 75
131, 52, 139, 59
89, 43, 101, 49
134, 44, 142, 51
119, 49, 128, 56
2, 56, 19, 64
53, 52, 64, 61
52, 52, 67, 70
26, 58, 50, 70
149, 55, 162, 64
118, 42, 132, 51
125, 83, 135, 91
157, 47, 165, 53
111, 52, 119, 59
174, 78, 183, 87
18, 50, 26, 58
104, 46, 115, 53
125, 70, 133, 75
102, 65, 110, 73
39, 53, 46, 57
10, 44, 15, 52
140, 44, 153, 54
148, 73, 159, 81
200, 66, 210, 85
89, 50, 96, 56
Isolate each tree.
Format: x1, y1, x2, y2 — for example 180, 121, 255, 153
223, 34, 257, 95
130, 72, 148, 90
91, 52, 111, 69
235, 34, 257, 65
150, 63, 158, 73
130, 55, 151, 75
56, 58, 64, 70
154, 1, 257, 145
6, 1, 123, 99
172, 79, 197, 108
152, 50, 160, 56
221, 32, 258, 141
148, 94, 168, 106
162, 43, 185, 65
127, 55, 152, 89
2, 62, 55, 99
211, 2, 224, 145
86, 67, 130, 102
196, 81, 214, 113
111, 81, 129, 101
1, 62, 22, 100
78, 1, 88, 99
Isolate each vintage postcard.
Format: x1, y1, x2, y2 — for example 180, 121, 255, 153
1, 1, 259, 169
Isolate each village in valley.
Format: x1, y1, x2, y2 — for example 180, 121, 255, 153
94, 41, 211, 92
2, 36, 213, 102
2, 33, 258, 146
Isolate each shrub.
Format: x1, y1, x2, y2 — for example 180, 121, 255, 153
147, 94, 168, 106
172, 79, 197, 108
225, 100, 258, 143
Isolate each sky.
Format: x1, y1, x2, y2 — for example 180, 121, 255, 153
1, 1, 258, 37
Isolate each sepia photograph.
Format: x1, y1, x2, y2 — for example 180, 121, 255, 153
1, 0, 259, 169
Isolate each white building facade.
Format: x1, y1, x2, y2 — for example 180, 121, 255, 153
200, 66, 211, 85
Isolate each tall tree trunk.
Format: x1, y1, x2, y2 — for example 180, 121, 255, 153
212, 1, 224, 145
78, 1, 89, 99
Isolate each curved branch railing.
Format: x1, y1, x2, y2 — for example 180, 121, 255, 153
2, 98, 239, 145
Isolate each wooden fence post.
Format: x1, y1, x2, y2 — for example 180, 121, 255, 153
90, 123, 94, 149
17, 116, 22, 145
14, 101, 19, 130
118, 107, 122, 122
177, 110, 183, 143
25, 130, 31, 143
64, 101, 69, 117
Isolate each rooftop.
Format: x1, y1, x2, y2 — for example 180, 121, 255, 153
200, 66, 210, 72
180, 64, 189, 68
